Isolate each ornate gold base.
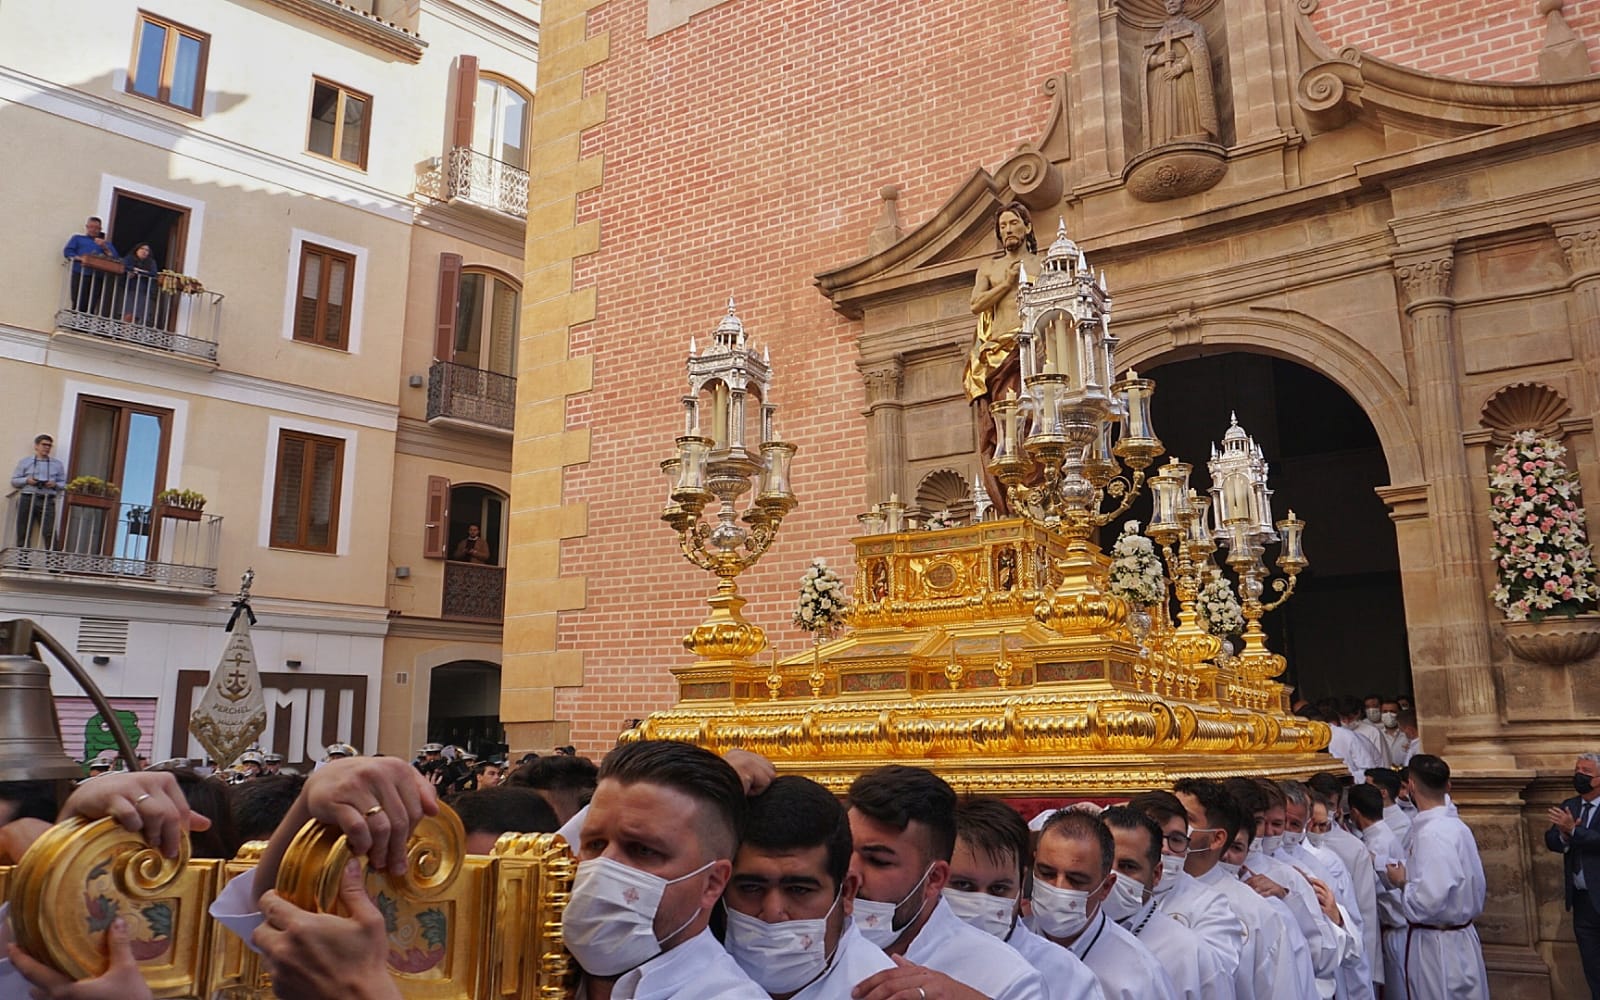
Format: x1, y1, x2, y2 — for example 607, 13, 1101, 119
635, 519, 1328, 789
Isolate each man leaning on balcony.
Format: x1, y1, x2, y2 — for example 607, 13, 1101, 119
62, 216, 120, 314
11, 434, 65, 551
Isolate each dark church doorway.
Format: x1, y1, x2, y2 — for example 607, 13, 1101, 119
426, 659, 505, 755
1125, 352, 1412, 706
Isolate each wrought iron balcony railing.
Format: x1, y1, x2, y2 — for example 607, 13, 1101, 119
442, 561, 505, 623
427, 360, 516, 434
1, 492, 221, 592
56, 261, 222, 363
419, 146, 529, 219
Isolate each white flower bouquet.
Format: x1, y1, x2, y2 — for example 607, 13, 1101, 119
1489, 431, 1600, 621
794, 557, 851, 636
924, 510, 955, 530
1108, 521, 1165, 607
1196, 575, 1244, 637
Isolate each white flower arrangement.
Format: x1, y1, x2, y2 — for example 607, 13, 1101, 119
1489, 431, 1600, 622
794, 557, 850, 635
1196, 575, 1244, 637
924, 510, 955, 530
1108, 521, 1165, 607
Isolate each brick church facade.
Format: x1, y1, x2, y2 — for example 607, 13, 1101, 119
507, 0, 1600, 992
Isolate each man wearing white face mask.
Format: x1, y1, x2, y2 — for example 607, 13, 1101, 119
1099, 806, 1230, 1000
846, 766, 1046, 1000
561, 740, 762, 999
1127, 790, 1245, 983
1175, 779, 1311, 1000
723, 775, 893, 998
1031, 810, 1176, 999
1377, 700, 1412, 768
947, 798, 1104, 1000
1304, 780, 1382, 999
1277, 781, 1372, 1000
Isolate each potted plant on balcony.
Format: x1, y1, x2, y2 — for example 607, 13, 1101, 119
156, 270, 206, 296
154, 488, 207, 522
65, 476, 120, 512
1490, 431, 1600, 665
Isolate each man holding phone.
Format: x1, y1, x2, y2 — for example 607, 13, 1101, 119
11, 434, 66, 550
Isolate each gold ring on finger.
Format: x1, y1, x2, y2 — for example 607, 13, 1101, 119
365, 804, 384, 817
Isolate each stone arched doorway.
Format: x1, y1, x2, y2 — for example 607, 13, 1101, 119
1133, 352, 1413, 705
427, 659, 505, 755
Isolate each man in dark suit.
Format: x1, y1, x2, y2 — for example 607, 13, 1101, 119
1547, 752, 1600, 998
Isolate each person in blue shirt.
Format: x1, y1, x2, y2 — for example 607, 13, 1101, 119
62, 216, 120, 313
10, 434, 67, 550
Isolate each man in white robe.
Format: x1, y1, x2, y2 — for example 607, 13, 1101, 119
1030, 810, 1178, 1000
1305, 779, 1383, 997
946, 799, 1104, 1000
1278, 781, 1373, 1000
1384, 755, 1488, 1000
1350, 783, 1409, 1000
1129, 789, 1246, 982
1099, 805, 1232, 1000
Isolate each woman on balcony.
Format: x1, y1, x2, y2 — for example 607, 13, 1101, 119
120, 243, 159, 326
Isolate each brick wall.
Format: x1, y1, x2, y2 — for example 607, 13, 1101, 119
1311, 0, 1598, 81
556, 0, 1066, 753
552, 0, 1600, 754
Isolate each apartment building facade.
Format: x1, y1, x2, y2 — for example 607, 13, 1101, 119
0, 0, 536, 767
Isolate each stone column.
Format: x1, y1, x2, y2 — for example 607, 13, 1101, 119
1555, 219, 1600, 413
861, 357, 905, 506
1395, 247, 1498, 721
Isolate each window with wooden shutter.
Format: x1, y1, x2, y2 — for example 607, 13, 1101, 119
452, 56, 479, 151
294, 243, 356, 350
271, 430, 344, 553
434, 253, 463, 362
423, 475, 450, 558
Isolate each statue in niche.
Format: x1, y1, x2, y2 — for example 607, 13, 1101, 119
1141, 0, 1219, 149
967, 202, 1040, 515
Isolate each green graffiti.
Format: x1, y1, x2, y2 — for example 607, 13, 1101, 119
82, 710, 141, 764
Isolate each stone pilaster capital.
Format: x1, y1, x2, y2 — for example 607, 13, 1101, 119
1394, 248, 1455, 310
1554, 218, 1600, 281
860, 357, 905, 406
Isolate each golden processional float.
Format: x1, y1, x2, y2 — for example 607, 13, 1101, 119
0, 224, 1329, 999
631, 221, 1330, 795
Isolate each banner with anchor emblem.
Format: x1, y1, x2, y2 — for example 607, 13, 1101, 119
188, 569, 267, 768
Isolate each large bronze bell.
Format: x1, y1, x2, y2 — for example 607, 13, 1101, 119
0, 620, 118, 783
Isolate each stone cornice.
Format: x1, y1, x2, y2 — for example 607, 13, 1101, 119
386, 614, 503, 641
254, 0, 428, 62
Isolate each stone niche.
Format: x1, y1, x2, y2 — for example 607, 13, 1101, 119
1115, 0, 1233, 200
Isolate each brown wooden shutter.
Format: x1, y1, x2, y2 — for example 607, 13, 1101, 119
451, 56, 478, 151
423, 476, 450, 558
435, 253, 463, 362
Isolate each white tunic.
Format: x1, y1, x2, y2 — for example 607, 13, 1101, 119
1378, 727, 1413, 768
1280, 840, 1373, 1000
790, 921, 896, 1000
1122, 899, 1233, 1000
1383, 803, 1413, 841
1005, 920, 1106, 1000
904, 898, 1048, 1000
1245, 846, 1340, 994
1395, 807, 1488, 1000
1318, 826, 1383, 987
1197, 864, 1316, 1000
1059, 907, 1178, 1000
1326, 726, 1383, 782
1154, 869, 1246, 981
608, 927, 765, 1000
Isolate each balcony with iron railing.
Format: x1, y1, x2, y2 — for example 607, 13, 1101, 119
427, 361, 516, 436
56, 261, 223, 364
418, 146, 529, 220
0, 492, 221, 594
442, 560, 505, 623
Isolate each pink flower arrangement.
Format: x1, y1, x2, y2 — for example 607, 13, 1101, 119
1489, 431, 1598, 621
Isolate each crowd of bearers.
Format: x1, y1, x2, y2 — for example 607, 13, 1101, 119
0, 739, 1492, 1000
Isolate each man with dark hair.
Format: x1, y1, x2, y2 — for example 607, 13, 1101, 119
1365, 768, 1413, 840
228, 773, 307, 843
512, 751, 599, 826
1340, 696, 1386, 758
1031, 809, 1172, 998
1384, 755, 1487, 998
1098, 806, 1225, 999
450, 786, 559, 854
10, 434, 66, 552
1126, 790, 1244, 983
1176, 778, 1310, 999
1347, 782, 1407, 997
1324, 698, 1383, 782
723, 775, 893, 998
1226, 778, 1345, 997
946, 798, 1100, 999
845, 765, 1045, 999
